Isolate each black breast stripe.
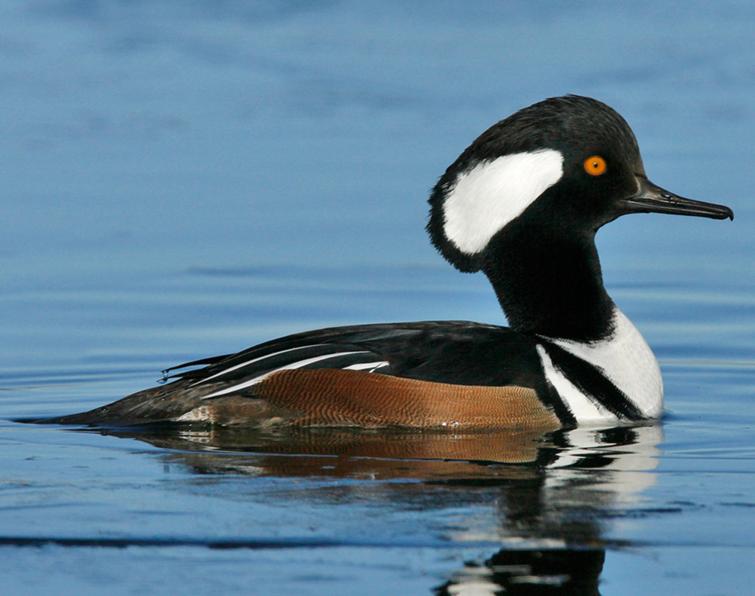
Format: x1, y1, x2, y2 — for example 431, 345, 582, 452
540, 343, 646, 421
534, 377, 577, 428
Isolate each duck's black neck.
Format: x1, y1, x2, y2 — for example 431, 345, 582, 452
482, 224, 615, 341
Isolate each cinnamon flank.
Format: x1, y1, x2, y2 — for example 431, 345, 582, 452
251, 369, 560, 430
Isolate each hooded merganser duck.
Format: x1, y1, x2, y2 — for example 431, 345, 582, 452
52, 96, 733, 430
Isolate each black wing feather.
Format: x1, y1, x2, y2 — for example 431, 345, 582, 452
165, 321, 544, 392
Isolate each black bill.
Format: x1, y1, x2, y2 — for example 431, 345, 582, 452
623, 176, 734, 220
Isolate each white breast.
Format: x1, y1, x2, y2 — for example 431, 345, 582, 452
537, 308, 663, 423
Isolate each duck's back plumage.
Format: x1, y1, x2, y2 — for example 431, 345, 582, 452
51, 321, 563, 429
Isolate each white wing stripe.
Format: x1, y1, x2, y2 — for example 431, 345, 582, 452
201, 351, 372, 399
343, 361, 390, 371
194, 344, 329, 385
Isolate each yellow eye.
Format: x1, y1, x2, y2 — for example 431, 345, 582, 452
583, 155, 607, 176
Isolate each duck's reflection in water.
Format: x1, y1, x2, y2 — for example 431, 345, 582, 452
94, 423, 661, 594
435, 425, 660, 595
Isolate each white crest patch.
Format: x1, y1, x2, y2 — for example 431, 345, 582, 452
442, 149, 564, 254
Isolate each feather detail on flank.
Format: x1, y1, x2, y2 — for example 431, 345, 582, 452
252, 369, 561, 430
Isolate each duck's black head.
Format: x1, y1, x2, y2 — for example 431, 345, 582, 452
427, 95, 733, 274
427, 95, 733, 339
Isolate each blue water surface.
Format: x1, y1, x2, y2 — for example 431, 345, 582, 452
1, 2, 754, 594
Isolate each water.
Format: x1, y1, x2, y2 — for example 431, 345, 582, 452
1, 2, 754, 594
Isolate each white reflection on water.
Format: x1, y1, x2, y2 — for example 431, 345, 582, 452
85, 422, 662, 592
